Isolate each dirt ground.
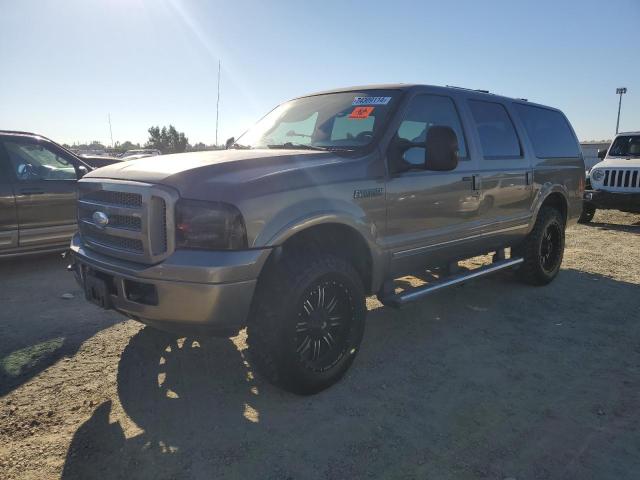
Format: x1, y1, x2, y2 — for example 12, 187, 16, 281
1, 210, 639, 480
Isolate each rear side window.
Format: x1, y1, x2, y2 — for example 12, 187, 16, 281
515, 104, 580, 158
468, 100, 521, 159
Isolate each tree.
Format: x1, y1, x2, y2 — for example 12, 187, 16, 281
117, 140, 140, 152
145, 125, 189, 154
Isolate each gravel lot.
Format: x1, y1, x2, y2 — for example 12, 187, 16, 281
1, 210, 639, 480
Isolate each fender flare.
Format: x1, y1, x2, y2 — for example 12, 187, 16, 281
261, 211, 387, 293
528, 183, 569, 232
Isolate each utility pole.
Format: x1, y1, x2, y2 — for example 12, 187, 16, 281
108, 113, 114, 148
615, 87, 627, 134
215, 60, 221, 147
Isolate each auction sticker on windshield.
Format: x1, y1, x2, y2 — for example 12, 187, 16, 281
349, 106, 375, 119
352, 96, 391, 106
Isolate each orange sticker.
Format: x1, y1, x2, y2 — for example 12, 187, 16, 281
349, 106, 374, 119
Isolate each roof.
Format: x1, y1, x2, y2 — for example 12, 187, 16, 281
0, 130, 39, 137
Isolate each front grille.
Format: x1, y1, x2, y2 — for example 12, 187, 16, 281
82, 190, 142, 208
77, 180, 176, 264
107, 215, 143, 230
602, 169, 640, 190
160, 200, 167, 252
78, 206, 142, 231
84, 230, 144, 253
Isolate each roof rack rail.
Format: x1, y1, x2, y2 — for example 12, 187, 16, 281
517, 98, 528, 102
445, 85, 491, 94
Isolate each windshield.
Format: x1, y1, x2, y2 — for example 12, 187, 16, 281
608, 135, 640, 157
233, 90, 400, 150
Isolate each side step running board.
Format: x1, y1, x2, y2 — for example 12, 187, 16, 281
381, 257, 524, 308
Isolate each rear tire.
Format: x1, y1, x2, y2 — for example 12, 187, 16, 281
247, 251, 366, 395
513, 206, 565, 286
578, 203, 596, 223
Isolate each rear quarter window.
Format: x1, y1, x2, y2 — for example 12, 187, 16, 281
468, 100, 521, 159
514, 104, 580, 158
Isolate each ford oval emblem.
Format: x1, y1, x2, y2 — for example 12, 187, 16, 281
92, 211, 109, 228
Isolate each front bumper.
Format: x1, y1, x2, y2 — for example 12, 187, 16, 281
69, 233, 272, 335
584, 190, 640, 213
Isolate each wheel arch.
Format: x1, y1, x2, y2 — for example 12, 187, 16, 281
257, 215, 385, 296
531, 185, 569, 229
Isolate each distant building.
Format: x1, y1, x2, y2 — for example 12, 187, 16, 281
580, 141, 611, 171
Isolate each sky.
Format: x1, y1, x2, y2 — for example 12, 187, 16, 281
0, 0, 638, 147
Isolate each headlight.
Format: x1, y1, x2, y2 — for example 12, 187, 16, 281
591, 169, 605, 182
175, 199, 247, 250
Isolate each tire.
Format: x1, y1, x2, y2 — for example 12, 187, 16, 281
578, 203, 596, 224
247, 252, 366, 395
513, 206, 565, 286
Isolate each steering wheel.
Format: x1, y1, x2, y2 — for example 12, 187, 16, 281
17, 163, 36, 180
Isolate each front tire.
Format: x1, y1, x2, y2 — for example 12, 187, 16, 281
248, 252, 366, 395
513, 206, 565, 285
578, 203, 596, 223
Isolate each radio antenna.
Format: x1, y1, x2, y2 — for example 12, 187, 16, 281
215, 61, 221, 147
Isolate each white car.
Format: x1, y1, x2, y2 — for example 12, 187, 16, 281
582, 131, 640, 222
121, 149, 161, 159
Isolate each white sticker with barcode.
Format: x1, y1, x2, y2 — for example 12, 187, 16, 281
352, 96, 392, 106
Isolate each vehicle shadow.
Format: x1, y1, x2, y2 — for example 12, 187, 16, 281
61, 268, 640, 480
585, 220, 640, 233
0, 254, 120, 396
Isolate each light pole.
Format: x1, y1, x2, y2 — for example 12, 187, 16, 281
615, 87, 627, 134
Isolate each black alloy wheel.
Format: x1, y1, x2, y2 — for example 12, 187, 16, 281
295, 278, 355, 373
540, 222, 563, 274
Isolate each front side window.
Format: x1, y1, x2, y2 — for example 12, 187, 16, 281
233, 90, 399, 151
468, 100, 521, 159
3, 140, 77, 181
608, 135, 640, 157
394, 94, 467, 168
515, 104, 580, 158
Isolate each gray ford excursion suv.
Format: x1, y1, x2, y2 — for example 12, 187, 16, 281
69, 84, 584, 394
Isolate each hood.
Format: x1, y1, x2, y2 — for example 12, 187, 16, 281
592, 157, 640, 169
84, 149, 343, 187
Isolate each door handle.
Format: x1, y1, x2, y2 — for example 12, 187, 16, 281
472, 174, 482, 191
20, 188, 45, 195
462, 175, 481, 191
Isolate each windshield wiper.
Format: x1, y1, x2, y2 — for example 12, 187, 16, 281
266, 142, 329, 151
230, 143, 251, 149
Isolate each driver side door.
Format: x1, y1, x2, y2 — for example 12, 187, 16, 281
1, 137, 78, 250
384, 93, 482, 274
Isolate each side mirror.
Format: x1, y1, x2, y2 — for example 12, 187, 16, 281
424, 126, 459, 171
225, 137, 235, 149
597, 148, 607, 160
